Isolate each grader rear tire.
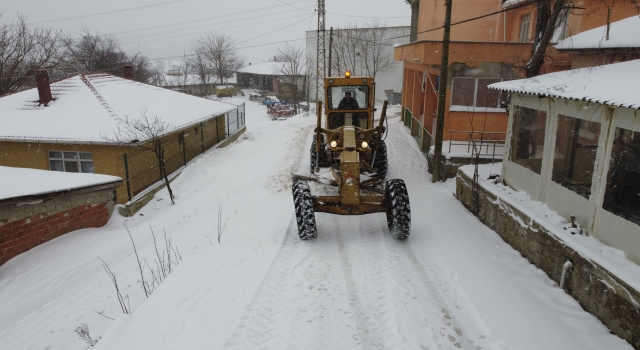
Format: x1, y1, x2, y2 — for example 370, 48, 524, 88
385, 179, 411, 239
292, 180, 317, 240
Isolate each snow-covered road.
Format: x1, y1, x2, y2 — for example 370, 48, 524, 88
0, 95, 633, 350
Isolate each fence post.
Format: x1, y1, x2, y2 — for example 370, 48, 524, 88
123, 153, 132, 201
227, 113, 230, 137
182, 132, 187, 166
215, 116, 219, 143
200, 121, 205, 154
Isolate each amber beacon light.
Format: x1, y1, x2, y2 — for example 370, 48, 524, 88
344, 70, 351, 78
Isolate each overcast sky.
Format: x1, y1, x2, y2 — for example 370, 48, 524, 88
1, 0, 410, 69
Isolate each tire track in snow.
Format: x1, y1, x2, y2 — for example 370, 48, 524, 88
371, 216, 504, 350
223, 218, 309, 349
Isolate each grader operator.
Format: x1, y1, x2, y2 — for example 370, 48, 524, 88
292, 71, 411, 240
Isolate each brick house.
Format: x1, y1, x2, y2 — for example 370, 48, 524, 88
0, 69, 245, 203
394, 0, 638, 175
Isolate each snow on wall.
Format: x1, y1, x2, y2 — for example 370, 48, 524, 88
0, 166, 121, 201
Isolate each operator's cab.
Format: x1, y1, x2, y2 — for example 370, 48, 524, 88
324, 73, 375, 130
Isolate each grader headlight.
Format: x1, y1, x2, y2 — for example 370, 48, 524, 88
361, 141, 369, 148
330, 141, 338, 148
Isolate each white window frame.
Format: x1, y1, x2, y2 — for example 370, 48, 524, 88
48, 151, 95, 173
449, 77, 506, 113
519, 13, 532, 43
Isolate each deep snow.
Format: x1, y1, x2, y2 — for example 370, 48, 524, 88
0, 94, 633, 350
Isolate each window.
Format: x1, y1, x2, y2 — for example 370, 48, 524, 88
49, 151, 94, 173
551, 8, 570, 42
519, 13, 532, 42
510, 106, 547, 174
327, 85, 369, 110
451, 77, 502, 109
178, 133, 184, 146
603, 128, 640, 225
551, 115, 601, 198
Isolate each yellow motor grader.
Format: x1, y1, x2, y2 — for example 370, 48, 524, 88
292, 71, 411, 240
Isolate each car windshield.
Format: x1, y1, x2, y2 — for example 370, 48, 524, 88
328, 86, 368, 110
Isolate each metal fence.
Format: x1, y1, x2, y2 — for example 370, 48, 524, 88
403, 107, 434, 160
446, 130, 506, 162
116, 103, 246, 202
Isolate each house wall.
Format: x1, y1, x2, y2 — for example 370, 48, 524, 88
0, 183, 120, 266
417, 0, 504, 42
502, 94, 640, 265
0, 114, 229, 205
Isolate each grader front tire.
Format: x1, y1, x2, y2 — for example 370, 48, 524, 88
292, 180, 317, 240
385, 179, 411, 239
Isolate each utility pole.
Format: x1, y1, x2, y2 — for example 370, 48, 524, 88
328, 27, 333, 77
315, 0, 326, 103
432, 0, 452, 183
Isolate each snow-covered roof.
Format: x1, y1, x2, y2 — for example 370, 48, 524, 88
489, 59, 640, 109
502, 0, 531, 8
0, 166, 121, 201
237, 62, 303, 76
0, 73, 238, 143
160, 73, 237, 87
556, 15, 640, 50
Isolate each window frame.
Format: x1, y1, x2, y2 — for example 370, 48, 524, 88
48, 150, 95, 174
450, 77, 505, 112
519, 13, 532, 43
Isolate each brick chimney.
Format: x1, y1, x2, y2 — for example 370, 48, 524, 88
35, 69, 53, 105
123, 64, 133, 80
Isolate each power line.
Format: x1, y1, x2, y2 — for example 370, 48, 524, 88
29, 0, 187, 24
119, 11, 314, 43
108, 0, 316, 36
236, 15, 316, 45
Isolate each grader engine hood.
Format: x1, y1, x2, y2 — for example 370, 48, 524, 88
339, 127, 360, 206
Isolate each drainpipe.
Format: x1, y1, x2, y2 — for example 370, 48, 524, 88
559, 261, 573, 290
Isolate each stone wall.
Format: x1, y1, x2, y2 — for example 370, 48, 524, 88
0, 183, 119, 266
456, 169, 640, 349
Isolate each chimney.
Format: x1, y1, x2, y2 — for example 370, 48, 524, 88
123, 64, 134, 80
35, 69, 53, 105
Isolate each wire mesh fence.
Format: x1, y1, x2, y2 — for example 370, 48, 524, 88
402, 107, 433, 160
115, 103, 246, 203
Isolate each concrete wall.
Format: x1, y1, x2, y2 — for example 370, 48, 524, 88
456, 169, 640, 349
0, 182, 120, 266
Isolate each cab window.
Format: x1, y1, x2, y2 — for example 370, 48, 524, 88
328, 86, 368, 110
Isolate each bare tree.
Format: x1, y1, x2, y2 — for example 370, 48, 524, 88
0, 14, 63, 95
193, 32, 244, 85
331, 24, 363, 75
274, 43, 306, 114
359, 19, 394, 80
525, 0, 569, 77
188, 49, 214, 96
330, 22, 393, 80
104, 110, 176, 204
61, 29, 157, 83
